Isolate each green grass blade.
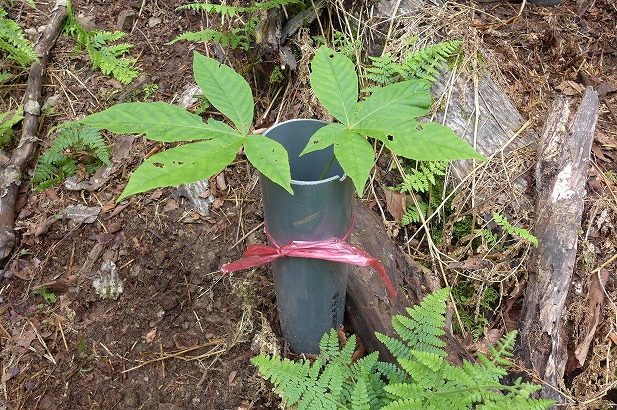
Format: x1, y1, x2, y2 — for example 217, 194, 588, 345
244, 134, 292, 194
334, 131, 374, 195
118, 137, 244, 201
310, 46, 358, 126
299, 123, 345, 156
78, 102, 225, 142
193, 51, 254, 134
352, 80, 432, 129
386, 122, 486, 161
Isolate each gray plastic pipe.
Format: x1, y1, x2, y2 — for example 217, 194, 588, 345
260, 119, 354, 354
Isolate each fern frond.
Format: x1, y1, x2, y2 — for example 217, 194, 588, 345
166, 29, 248, 50
253, 288, 555, 410
400, 201, 428, 226
32, 124, 110, 190
350, 378, 371, 410
491, 212, 538, 247
400, 40, 462, 82
364, 53, 399, 86
64, 9, 139, 84
0, 14, 37, 67
177, 0, 301, 15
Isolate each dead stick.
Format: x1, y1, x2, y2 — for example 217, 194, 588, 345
514, 88, 599, 403
0, 0, 68, 260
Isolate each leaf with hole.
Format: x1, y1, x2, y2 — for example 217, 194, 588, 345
334, 131, 374, 195
118, 137, 244, 201
78, 102, 228, 142
244, 134, 292, 194
310, 46, 358, 126
299, 123, 346, 157
386, 122, 486, 161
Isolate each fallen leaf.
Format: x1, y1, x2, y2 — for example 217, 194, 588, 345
228, 370, 238, 387
12, 328, 37, 348
556, 80, 585, 96
101, 199, 116, 213
574, 268, 609, 367
382, 186, 407, 222
145, 328, 157, 344
1, 366, 20, 382
216, 172, 227, 191
163, 199, 179, 213
34, 216, 60, 237
44, 188, 60, 201
149, 189, 163, 200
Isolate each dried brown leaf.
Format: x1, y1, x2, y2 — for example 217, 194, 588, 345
382, 186, 407, 222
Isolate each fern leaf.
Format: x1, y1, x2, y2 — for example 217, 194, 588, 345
166, 29, 248, 50
401, 40, 462, 82
364, 53, 399, 86
350, 378, 371, 410
177, 0, 301, 15
0, 16, 37, 67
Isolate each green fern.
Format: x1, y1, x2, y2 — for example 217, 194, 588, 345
0, 6, 37, 68
365, 40, 461, 86
364, 53, 399, 86
399, 39, 462, 83
64, 4, 139, 84
399, 161, 448, 226
491, 212, 538, 247
253, 288, 555, 410
167, 28, 250, 50
170, 0, 300, 50
32, 124, 110, 190
176, 0, 301, 15
0, 107, 23, 148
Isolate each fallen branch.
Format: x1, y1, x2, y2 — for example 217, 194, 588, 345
514, 87, 599, 403
0, 0, 68, 260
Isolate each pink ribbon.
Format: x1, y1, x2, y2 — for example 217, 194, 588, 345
221, 221, 397, 298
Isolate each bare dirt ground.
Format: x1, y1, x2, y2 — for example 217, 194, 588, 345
1, 0, 616, 409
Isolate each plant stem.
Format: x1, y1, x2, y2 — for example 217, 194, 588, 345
319, 154, 336, 180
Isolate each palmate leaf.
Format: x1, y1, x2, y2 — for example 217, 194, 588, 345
386, 122, 486, 161
78, 102, 235, 142
118, 137, 244, 201
310, 46, 358, 126
193, 51, 253, 134
299, 123, 346, 156
352, 80, 432, 129
244, 134, 292, 194
334, 131, 374, 195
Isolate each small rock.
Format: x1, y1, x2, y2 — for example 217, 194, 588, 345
60, 204, 101, 225
177, 84, 202, 109
172, 179, 215, 216
92, 261, 124, 300
148, 16, 162, 27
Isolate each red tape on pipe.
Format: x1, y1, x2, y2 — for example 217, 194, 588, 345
221, 218, 397, 298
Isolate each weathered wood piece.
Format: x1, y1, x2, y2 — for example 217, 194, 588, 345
433, 68, 537, 184
0, 0, 68, 261
514, 88, 599, 403
347, 200, 472, 365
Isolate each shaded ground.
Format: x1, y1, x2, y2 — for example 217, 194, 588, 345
1, 0, 616, 409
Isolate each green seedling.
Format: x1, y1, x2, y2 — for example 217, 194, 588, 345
75, 46, 485, 201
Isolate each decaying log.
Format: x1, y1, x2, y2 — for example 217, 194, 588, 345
0, 0, 67, 261
514, 88, 599, 403
347, 200, 473, 365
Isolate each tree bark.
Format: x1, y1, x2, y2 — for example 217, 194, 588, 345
347, 200, 473, 365
514, 88, 599, 403
0, 0, 67, 261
